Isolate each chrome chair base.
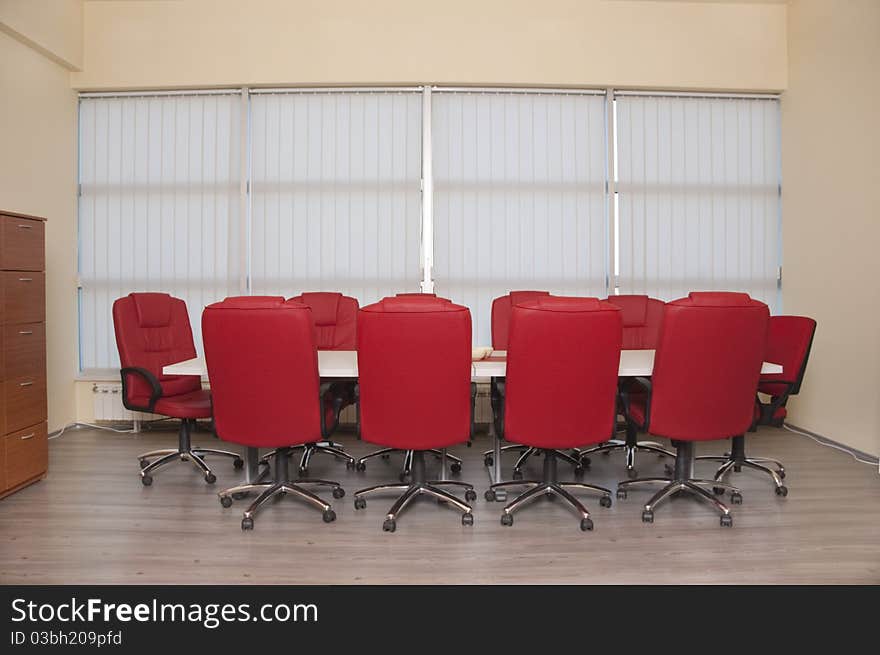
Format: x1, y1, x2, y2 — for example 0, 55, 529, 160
218, 446, 342, 530
137, 419, 242, 486
578, 435, 675, 478
356, 447, 462, 480
482, 444, 584, 479
353, 451, 475, 532
489, 450, 612, 531
696, 434, 788, 496
259, 440, 355, 474
617, 441, 741, 527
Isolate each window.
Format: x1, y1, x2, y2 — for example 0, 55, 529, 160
613, 93, 781, 310
78, 92, 243, 372
432, 90, 609, 344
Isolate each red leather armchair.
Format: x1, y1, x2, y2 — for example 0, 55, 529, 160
616, 292, 770, 527
352, 296, 476, 532
487, 296, 621, 531
696, 314, 816, 496
203, 296, 344, 530
112, 292, 243, 486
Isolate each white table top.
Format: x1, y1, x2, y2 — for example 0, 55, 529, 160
163, 349, 783, 379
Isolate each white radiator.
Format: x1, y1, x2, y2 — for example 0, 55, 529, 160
92, 383, 156, 422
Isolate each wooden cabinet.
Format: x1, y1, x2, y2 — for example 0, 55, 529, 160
0, 211, 47, 499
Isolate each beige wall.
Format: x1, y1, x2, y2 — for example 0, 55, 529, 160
0, 30, 79, 433
0, 0, 83, 70
782, 0, 880, 456
72, 0, 787, 91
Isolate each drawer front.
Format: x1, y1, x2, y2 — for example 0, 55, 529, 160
3, 376, 47, 434
4, 422, 47, 490
3, 323, 45, 380
1, 272, 45, 325
0, 215, 44, 271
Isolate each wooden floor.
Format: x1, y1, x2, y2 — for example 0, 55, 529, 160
1, 425, 878, 584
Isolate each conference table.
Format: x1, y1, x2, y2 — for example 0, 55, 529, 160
164, 351, 782, 500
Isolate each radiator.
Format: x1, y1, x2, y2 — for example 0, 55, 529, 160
92, 383, 156, 422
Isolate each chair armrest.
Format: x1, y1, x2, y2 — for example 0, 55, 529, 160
119, 367, 162, 412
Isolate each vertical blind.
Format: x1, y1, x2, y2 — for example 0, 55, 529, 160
432, 91, 609, 344
614, 94, 781, 310
249, 91, 423, 305
78, 93, 242, 371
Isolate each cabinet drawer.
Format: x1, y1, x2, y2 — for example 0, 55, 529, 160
1, 272, 45, 325
3, 376, 46, 434
4, 422, 47, 491
0, 215, 44, 271
2, 323, 45, 380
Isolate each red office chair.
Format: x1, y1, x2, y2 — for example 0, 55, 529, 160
696, 315, 816, 496
203, 297, 344, 530
486, 296, 620, 531
616, 292, 769, 527
352, 296, 476, 532
578, 295, 674, 477
355, 292, 466, 478
112, 292, 243, 486
482, 290, 588, 478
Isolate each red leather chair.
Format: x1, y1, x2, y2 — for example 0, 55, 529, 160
112, 292, 243, 486
352, 296, 476, 532
483, 290, 587, 478
203, 296, 344, 530
486, 296, 620, 531
577, 295, 674, 477
616, 292, 769, 527
697, 315, 816, 496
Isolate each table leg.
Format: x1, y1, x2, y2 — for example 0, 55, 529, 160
245, 446, 260, 484
487, 420, 507, 502
439, 447, 448, 481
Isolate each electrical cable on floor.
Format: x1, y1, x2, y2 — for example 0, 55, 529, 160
48, 417, 175, 440
783, 423, 878, 466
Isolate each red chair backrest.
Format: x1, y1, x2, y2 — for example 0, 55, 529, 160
605, 294, 665, 349
649, 292, 769, 441
202, 296, 322, 448
112, 292, 201, 406
504, 296, 622, 449
288, 292, 358, 350
357, 296, 472, 451
758, 315, 817, 397
491, 290, 551, 350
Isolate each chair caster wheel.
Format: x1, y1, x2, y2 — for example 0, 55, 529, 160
380, 453, 390, 460
775, 485, 788, 497
138, 459, 149, 468
354, 497, 366, 510
500, 513, 514, 527
713, 486, 726, 496
241, 517, 254, 530
465, 489, 477, 502
332, 487, 345, 499
616, 489, 627, 500
322, 509, 336, 523
779, 470, 786, 480
450, 462, 462, 474
383, 519, 396, 532
600, 495, 612, 508
141, 474, 153, 486
298, 467, 308, 477
233, 458, 244, 469
512, 469, 523, 480
574, 465, 585, 476
581, 456, 592, 468
730, 491, 743, 504
461, 513, 474, 527
484, 489, 497, 502
220, 495, 233, 508
205, 472, 217, 484
720, 514, 733, 527
580, 518, 594, 531
641, 510, 654, 523
483, 456, 494, 467
627, 468, 638, 479
345, 460, 355, 470
355, 462, 366, 472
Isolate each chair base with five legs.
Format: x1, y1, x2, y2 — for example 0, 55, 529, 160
218, 446, 343, 530
487, 450, 613, 532
696, 434, 788, 496
355, 447, 462, 481
138, 418, 243, 486
353, 451, 476, 532
616, 441, 742, 527
577, 419, 675, 479
258, 441, 356, 475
